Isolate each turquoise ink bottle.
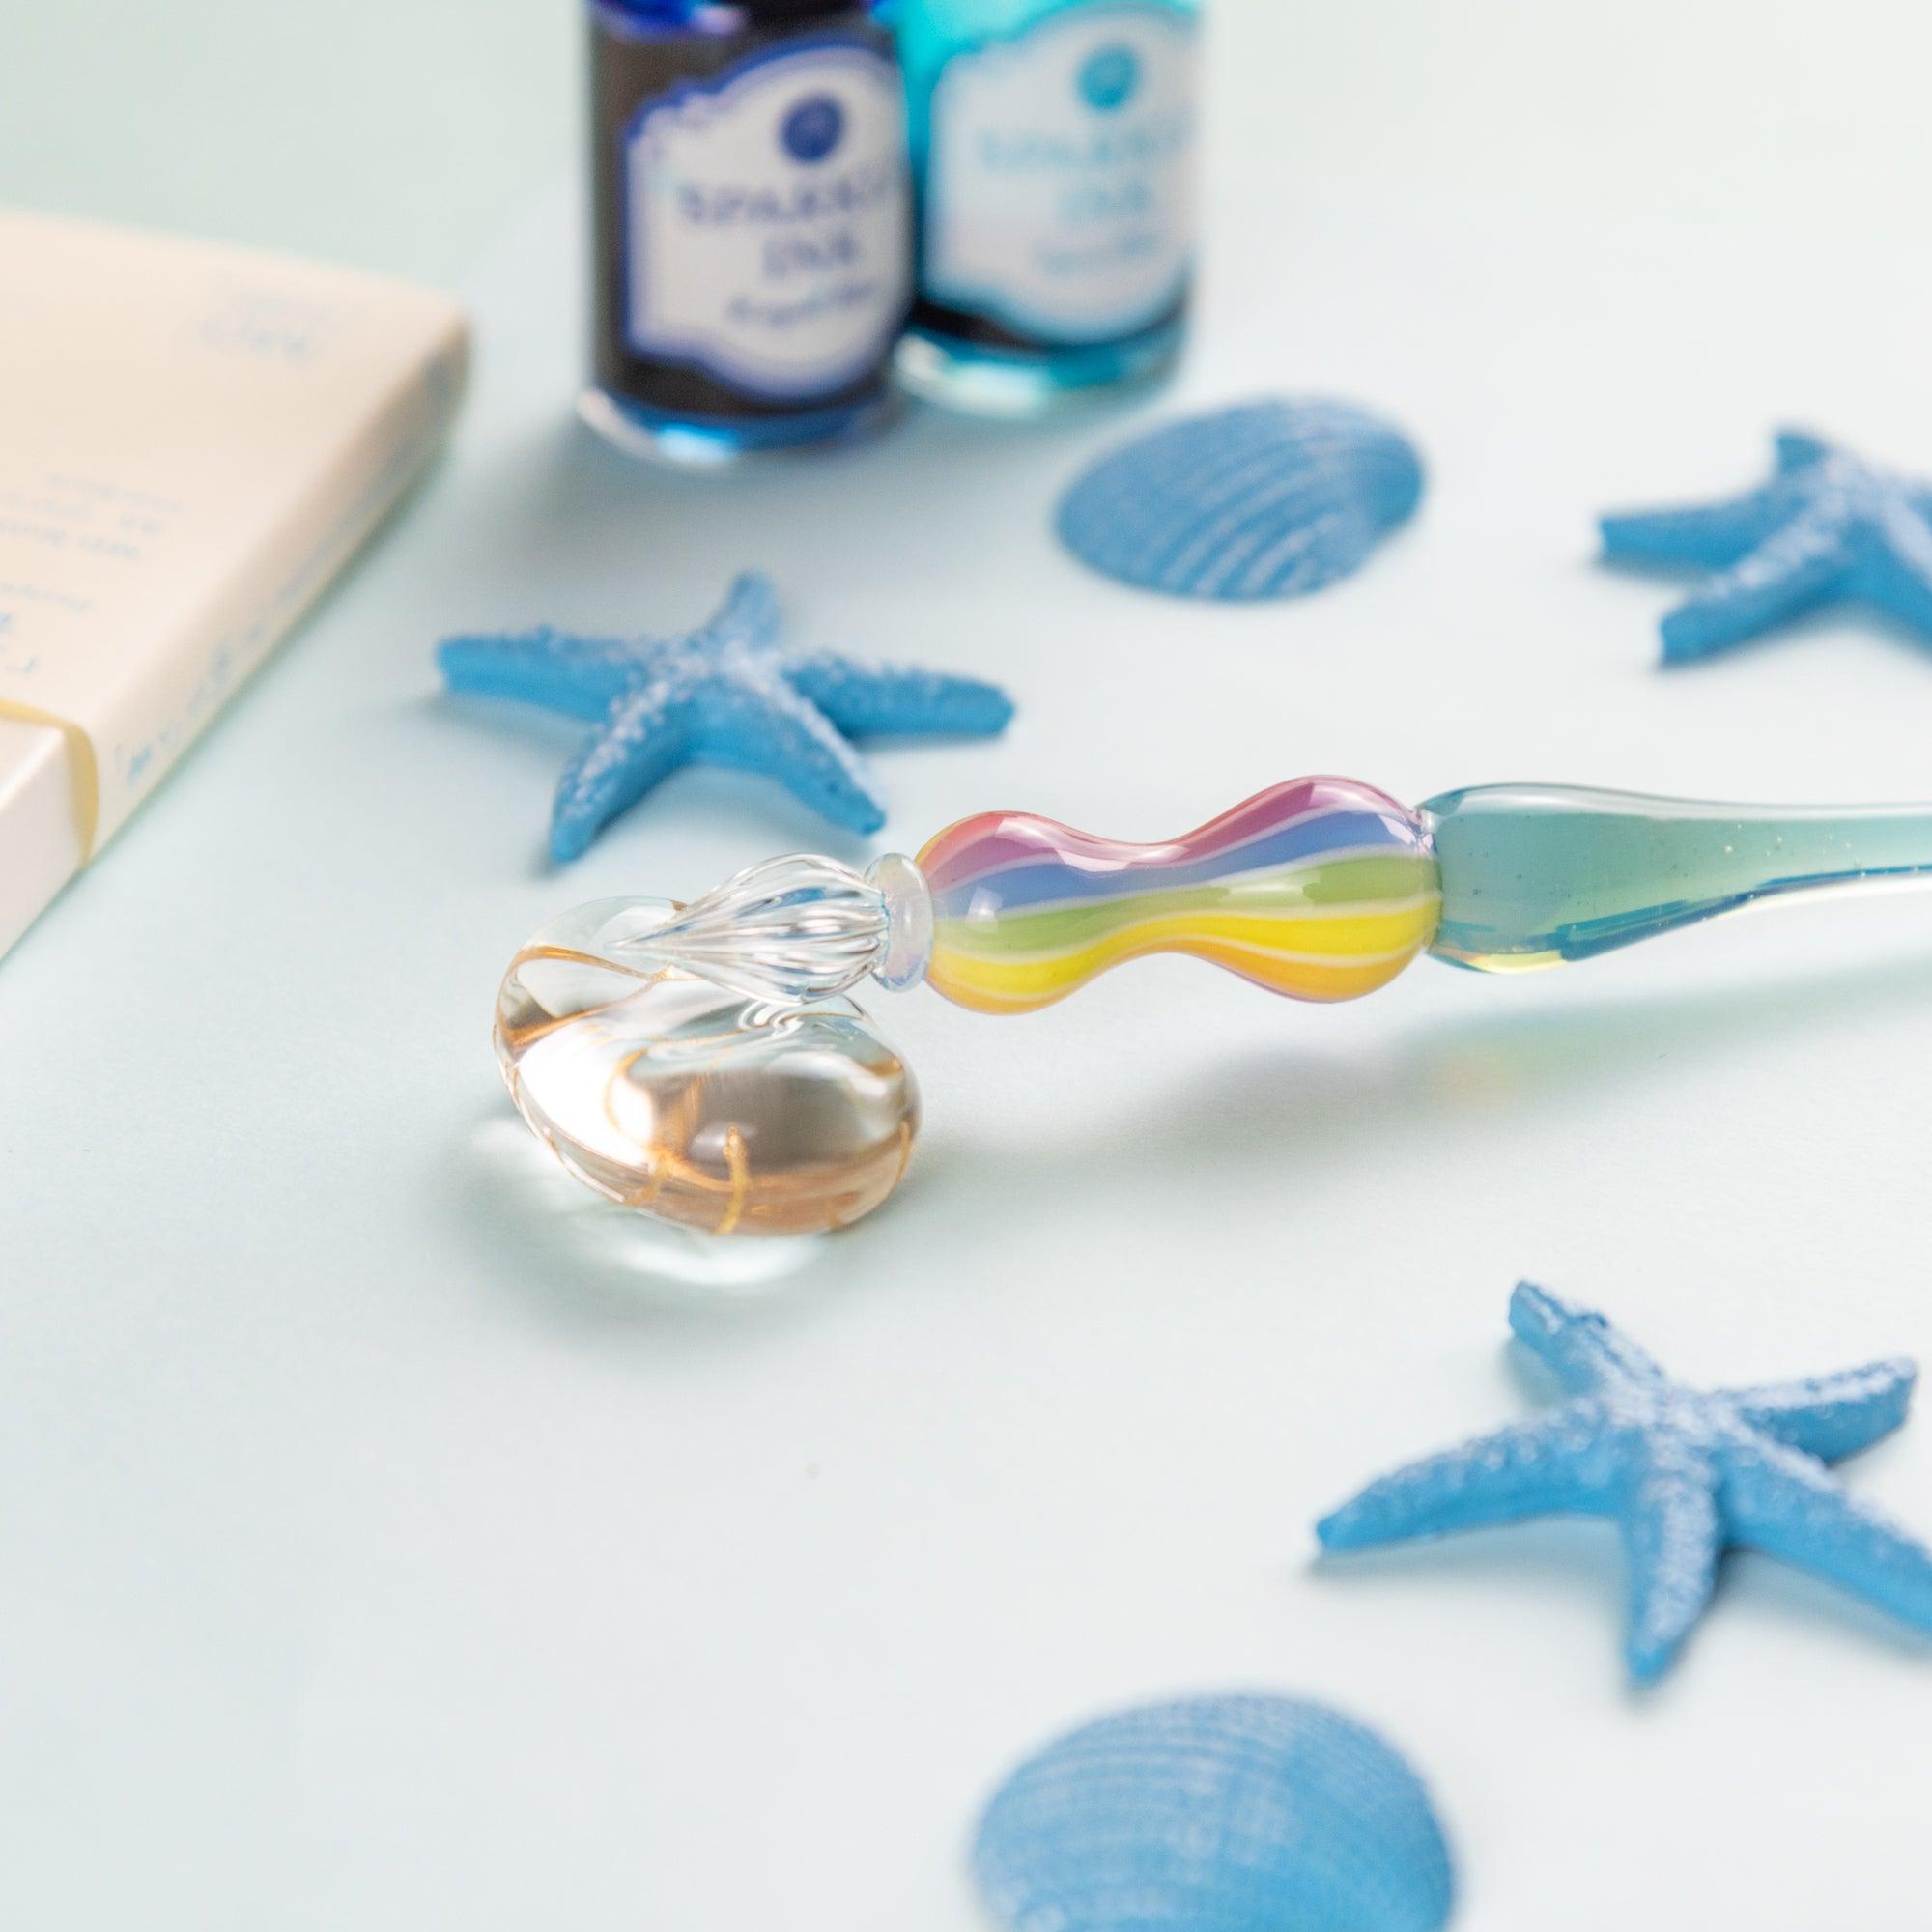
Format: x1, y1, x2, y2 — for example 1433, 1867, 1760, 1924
583, 1, 914, 466
895, 0, 1201, 416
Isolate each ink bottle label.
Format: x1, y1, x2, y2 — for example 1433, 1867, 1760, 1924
622, 39, 912, 400
923, 3, 1197, 345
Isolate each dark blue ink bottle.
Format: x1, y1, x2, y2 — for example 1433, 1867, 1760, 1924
583, 1, 914, 467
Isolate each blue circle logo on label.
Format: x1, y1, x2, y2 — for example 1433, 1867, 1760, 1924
1078, 44, 1142, 112
781, 94, 846, 164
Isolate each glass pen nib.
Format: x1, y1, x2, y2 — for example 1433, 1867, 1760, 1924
593, 852, 934, 1009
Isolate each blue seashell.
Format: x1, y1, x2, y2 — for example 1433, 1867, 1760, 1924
973, 1693, 1456, 1932
1056, 399, 1425, 603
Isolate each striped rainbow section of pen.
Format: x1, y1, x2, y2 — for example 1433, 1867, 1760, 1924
916, 779, 1443, 1015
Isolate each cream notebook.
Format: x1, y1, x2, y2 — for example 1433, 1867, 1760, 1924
0, 212, 469, 960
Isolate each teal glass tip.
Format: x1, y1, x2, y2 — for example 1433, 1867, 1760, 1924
1422, 783, 1932, 972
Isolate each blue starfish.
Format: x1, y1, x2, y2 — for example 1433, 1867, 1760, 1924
439, 573, 1014, 862
1318, 1284, 1932, 1682
1602, 430, 1932, 664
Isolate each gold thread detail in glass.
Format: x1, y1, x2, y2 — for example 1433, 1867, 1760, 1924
495, 898, 920, 1237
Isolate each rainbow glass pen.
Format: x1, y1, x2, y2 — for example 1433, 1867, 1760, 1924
496, 779, 1932, 1234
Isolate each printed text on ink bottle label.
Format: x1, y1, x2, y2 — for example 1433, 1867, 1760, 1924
624, 42, 911, 399
925, 4, 1196, 343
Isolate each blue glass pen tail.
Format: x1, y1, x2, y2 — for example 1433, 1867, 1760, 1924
1422, 783, 1932, 972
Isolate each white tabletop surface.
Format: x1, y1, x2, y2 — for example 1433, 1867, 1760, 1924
7, 6, 1932, 1927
